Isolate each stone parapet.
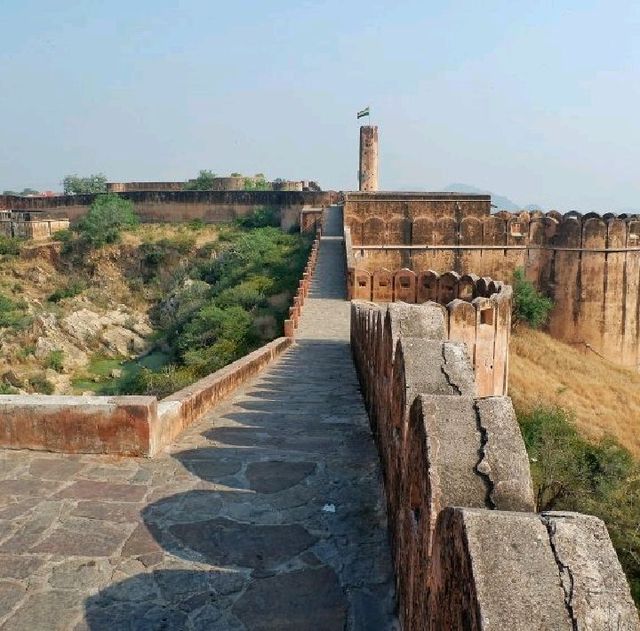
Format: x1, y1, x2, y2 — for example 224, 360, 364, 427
349, 272, 511, 396
0, 338, 292, 457
350, 301, 638, 629
283, 233, 321, 338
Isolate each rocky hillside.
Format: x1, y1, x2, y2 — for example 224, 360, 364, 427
0, 225, 219, 395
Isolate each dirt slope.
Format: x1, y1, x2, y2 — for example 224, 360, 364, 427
510, 327, 640, 457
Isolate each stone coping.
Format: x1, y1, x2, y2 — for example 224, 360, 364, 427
0, 337, 291, 457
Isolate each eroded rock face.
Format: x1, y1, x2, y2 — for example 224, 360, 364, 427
31, 307, 152, 370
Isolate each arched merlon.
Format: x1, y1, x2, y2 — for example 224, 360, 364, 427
350, 300, 639, 629
349, 272, 512, 397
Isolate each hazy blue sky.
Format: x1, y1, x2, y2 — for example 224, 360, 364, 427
1, 0, 639, 210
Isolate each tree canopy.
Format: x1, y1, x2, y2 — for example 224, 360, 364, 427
74, 194, 138, 246
63, 173, 108, 195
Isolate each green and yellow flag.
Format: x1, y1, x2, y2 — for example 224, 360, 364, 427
357, 107, 370, 119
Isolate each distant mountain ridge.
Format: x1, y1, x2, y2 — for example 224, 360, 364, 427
443, 183, 543, 212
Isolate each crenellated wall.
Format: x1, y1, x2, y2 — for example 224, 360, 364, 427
350, 301, 639, 629
346, 254, 512, 396
344, 195, 640, 369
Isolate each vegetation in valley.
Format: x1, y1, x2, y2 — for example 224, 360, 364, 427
0, 194, 308, 399
120, 211, 310, 397
517, 403, 640, 605
511, 326, 640, 606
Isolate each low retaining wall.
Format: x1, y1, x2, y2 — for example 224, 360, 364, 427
0, 338, 291, 457
152, 337, 292, 453
350, 301, 638, 629
284, 233, 320, 338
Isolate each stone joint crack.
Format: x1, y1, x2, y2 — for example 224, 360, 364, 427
440, 345, 462, 396
472, 401, 496, 510
541, 516, 579, 631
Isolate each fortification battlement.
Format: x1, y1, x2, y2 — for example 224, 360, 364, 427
346, 207, 640, 250
350, 301, 639, 629
344, 198, 640, 370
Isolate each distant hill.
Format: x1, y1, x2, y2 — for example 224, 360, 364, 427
443, 183, 543, 212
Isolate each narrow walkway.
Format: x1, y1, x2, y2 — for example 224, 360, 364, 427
0, 206, 396, 630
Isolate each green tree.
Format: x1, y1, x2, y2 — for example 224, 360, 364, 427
513, 267, 553, 328
63, 173, 108, 195
183, 170, 218, 190
74, 194, 138, 246
518, 404, 639, 604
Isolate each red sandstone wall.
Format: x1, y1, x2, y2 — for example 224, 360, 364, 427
345, 201, 640, 369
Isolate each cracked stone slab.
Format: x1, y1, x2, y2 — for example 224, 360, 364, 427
474, 397, 535, 512
541, 511, 639, 630
426, 507, 640, 630
399, 339, 475, 399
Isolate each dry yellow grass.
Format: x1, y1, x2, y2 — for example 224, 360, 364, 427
510, 326, 640, 457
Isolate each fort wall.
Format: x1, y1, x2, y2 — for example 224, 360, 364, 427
345, 194, 640, 368
0, 190, 339, 230
350, 301, 639, 629
107, 178, 310, 193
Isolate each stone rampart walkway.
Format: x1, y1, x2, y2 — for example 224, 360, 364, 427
0, 206, 396, 630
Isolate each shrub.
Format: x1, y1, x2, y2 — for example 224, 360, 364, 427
0, 236, 22, 256
187, 218, 205, 231
29, 375, 55, 394
74, 194, 138, 247
0, 382, 17, 394
236, 207, 280, 229
45, 350, 65, 372
0, 293, 24, 328
513, 268, 553, 328
183, 170, 217, 190
62, 173, 107, 195
48, 281, 85, 303
122, 364, 196, 398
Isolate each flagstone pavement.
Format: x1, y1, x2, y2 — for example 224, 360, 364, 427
0, 207, 397, 630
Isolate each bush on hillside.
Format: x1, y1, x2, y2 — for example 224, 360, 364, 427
513, 268, 553, 328
74, 194, 138, 247
0, 236, 22, 256
518, 404, 640, 604
235, 206, 279, 229
0, 294, 26, 329
48, 281, 86, 303
44, 350, 65, 372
